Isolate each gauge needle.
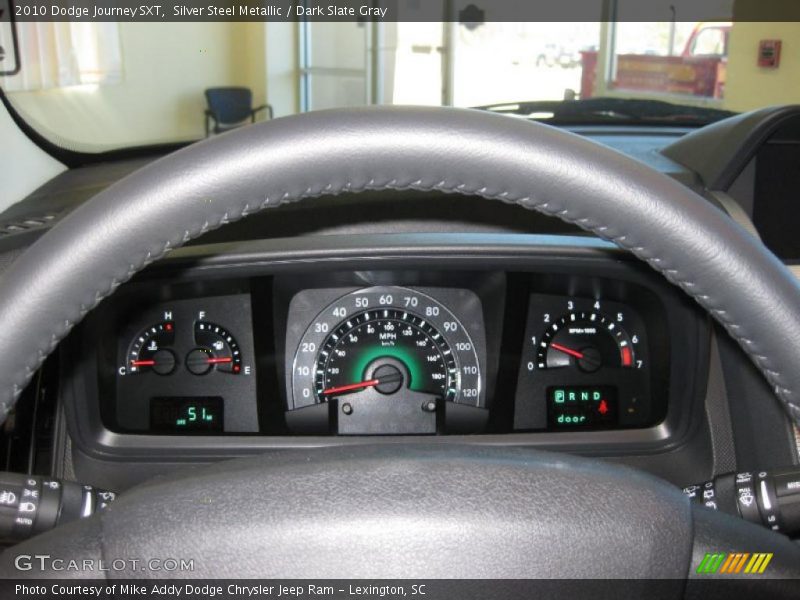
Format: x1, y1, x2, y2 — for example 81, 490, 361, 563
322, 371, 405, 396
205, 357, 232, 364
322, 379, 380, 396
550, 343, 585, 360
130, 359, 156, 367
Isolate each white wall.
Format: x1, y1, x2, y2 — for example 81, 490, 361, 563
725, 22, 800, 112
0, 100, 65, 209
265, 22, 299, 117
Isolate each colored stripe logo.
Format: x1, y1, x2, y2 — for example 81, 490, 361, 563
696, 552, 773, 574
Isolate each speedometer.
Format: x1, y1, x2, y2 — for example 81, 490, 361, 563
316, 309, 458, 403
290, 287, 483, 411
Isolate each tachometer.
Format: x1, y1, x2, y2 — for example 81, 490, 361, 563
514, 294, 655, 431
290, 287, 483, 410
536, 310, 640, 372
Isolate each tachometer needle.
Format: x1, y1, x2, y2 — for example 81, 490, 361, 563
550, 342, 585, 360
322, 379, 380, 396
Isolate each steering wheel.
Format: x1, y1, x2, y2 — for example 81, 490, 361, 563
1, 107, 799, 585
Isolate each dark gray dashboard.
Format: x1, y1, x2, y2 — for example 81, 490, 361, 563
0, 124, 698, 246
50, 233, 722, 493
1, 109, 799, 494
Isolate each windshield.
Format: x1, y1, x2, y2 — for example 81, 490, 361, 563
0, 10, 793, 153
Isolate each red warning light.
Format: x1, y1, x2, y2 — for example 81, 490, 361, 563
165, 323, 173, 332
621, 346, 632, 367
598, 399, 609, 415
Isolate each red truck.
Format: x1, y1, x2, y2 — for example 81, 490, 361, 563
580, 22, 731, 100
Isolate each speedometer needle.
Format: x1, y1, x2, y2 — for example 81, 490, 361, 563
322, 379, 380, 396
550, 342, 585, 359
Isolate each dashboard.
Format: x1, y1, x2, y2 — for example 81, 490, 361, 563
3, 105, 800, 493
106, 276, 663, 437
60, 235, 708, 472
5, 97, 800, 582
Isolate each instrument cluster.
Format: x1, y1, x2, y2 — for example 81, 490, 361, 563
92, 269, 674, 438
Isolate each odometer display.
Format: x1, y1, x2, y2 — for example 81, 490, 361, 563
290, 287, 483, 410
150, 396, 223, 433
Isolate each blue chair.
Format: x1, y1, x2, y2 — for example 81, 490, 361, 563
204, 87, 273, 136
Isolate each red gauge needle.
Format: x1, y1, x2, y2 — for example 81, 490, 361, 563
205, 357, 233, 365
322, 379, 380, 396
130, 359, 156, 367
550, 343, 585, 360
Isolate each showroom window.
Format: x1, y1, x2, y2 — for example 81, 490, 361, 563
0, 23, 122, 91
298, 21, 602, 110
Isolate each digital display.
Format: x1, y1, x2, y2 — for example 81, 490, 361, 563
547, 386, 617, 429
150, 397, 223, 433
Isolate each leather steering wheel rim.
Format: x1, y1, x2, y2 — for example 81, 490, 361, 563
2, 107, 800, 584
0, 106, 797, 425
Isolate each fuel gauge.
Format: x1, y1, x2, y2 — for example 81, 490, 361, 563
186, 321, 242, 375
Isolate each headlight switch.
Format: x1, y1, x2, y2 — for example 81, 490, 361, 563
0, 472, 116, 543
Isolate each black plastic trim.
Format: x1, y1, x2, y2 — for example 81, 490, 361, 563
662, 104, 800, 191
61, 234, 711, 482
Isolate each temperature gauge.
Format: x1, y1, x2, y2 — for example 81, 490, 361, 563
186, 321, 242, 375
126, 321, 176, 375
